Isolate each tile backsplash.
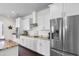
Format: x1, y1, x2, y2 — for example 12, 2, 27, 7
28, 30, 49, 38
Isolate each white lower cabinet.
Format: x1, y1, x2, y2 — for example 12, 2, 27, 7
37, 39, 50, 56
25, 37, 33, 49
32, 39, 38, 51
40, 40, 50, 56
15, 36, 50, 56
23, 37, 29, 48
20, 36, 32, 49
26, 39, 30, 48
37, 39, 41, 53
19, 36, 23, 46
29, 38, 33, 50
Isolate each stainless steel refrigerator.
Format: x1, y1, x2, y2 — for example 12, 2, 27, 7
50, 15, 79, 56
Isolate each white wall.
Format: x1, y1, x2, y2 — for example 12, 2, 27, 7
0, 16, 16, 40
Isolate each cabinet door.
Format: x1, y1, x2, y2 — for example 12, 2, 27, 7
27, 38, 31, 49
40, 40, 50, 56
26, 38, 32, 49
37, 9, 50, 30
64, 3, 79, 16
23, 19, 30, 30
37, 39, 50, 56
21, 39, 25, 47
24, 38, 29, 48
44, 14, 50, 30
36, 39, 41, 53
19, 36, 24, 46
49, 3, 79, 18
16, 18, 20, 27
37, 16, 44, 30
29, 38, 34, 50
23, 37, 31, 49
19, 36, 22, 45
32, 39, 38, 51
49, 3, 63, 19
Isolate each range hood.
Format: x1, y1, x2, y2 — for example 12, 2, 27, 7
32, 11, 38, 27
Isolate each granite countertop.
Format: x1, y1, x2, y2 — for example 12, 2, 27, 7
20, 34, 49, 40
12, 33, 49, 40
0, 40, 18, 50
4, 40, 18, 49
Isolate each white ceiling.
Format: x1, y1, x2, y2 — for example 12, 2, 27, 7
0, 3, 51, 18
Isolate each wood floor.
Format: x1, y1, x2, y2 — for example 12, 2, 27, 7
18, 45, 43, 56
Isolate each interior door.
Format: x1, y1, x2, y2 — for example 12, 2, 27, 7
50, 18, 63, 50
63, 15, 79, 55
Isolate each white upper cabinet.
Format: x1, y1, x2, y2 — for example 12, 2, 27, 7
37, 8, 50, 30
16, 17, 21, 27
20, 15, 33, 31
32, 11, 37, 24
49, 3, 63, 19
23, 18, 30, 30
64, 3, 79, 16
49, 3, 79, 19
44, 12, 50, 30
